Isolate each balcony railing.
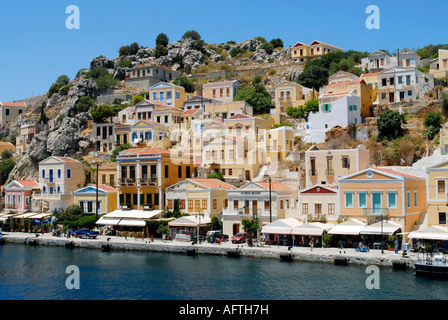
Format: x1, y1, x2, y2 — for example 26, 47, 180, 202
326, 168, 334, 176
309, 169, 317, 177
139, 176, 157, 186
363, 208, 389, 216
120, 178, 136, 186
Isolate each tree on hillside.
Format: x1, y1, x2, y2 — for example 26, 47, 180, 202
182, 30, 201, 41
424, 112, 443, 140
156, 33, 169, 47
154, 45, 168, 58
174, 76, 195, 93
75, 96, 95, 113
56, 75, 70, 85
376, 110, 406, 141
297, 66, 329, 90
118, 42, 140, 57
91, 105, 114, 123
233, 83, 272, 114
270, 38, 284, 48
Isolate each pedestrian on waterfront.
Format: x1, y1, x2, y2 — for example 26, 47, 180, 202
310, 239, 314, 251
338, 240, 343, 249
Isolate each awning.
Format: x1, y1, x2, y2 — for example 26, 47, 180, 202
261, 218, 302, 234
408, 226, 448, 241
96, 217, 121, 225
360, 220, 403, 235
291, 222, 332, 236
168, 215, 211, 227
13, 213, 39, 219
104, 209, 163, 220
328, 219, 367, 235
28, 213, 52, 219
95, 209, 163, 227
0, 214, 15, 222
118, 219, 146, 227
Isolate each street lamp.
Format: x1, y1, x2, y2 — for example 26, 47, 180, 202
195, 211, 205, 244
263, 172, 272, 223
92, 161, 102, 220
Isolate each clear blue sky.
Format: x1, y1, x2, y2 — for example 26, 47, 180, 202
0, 0, 446, 102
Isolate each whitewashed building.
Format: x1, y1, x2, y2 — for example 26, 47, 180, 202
308, 91, 361, 143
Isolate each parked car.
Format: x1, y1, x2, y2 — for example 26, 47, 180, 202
72, 228, 100, 239
231, 232, 250, 244
206, 231, 229, 242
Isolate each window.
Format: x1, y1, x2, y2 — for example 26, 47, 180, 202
408, 90, 413, 96
67, 169, 71, 179
358, 192, 367, 208
234, 200, 239, 209
387, 191, 397, 209
226, 88, 230, 97
168, 199, 173, 209
328, 203, 335, 215
439, 212, 447, 225
407, 190, 411, 208
265, 200, 270, 210
345, 192, 354, 208
165, 165, 169, 179
342, 157, 350, 169
398, 76, 403, 84
58, 169, 61, 179
180, 200, 185, 209
302, 203, 308, 215
406, 75, 411, 86
437, 180, 446, 199
201, 200, 207, 209
178, 166, 182, 179
159, 92, 164, 101
110, 174, 115, 187
280, 200, 284, 209
166, 91, 172, 100
188, 200, 193, 209
212, 89, 216, 98
382, 78, 387, 86
414, 190, 418, 207
42, 169, 45, 179
5, 109, 9, 116
213, 199, 217, 210
152, 92, 157, 100
176, 91, 180, 100
229, 169, 233, 176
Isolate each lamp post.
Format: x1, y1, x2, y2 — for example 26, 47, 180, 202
263, 172, 272, 223
196, 211, 204, 244
93, 161, 101, 220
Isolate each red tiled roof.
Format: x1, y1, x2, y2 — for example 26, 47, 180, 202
190, 178, 236, 189
255, 181, 292, 191
361, 73, 379, 77
325, 79, 367, 87
182, 108, 202, 115
54, 157, 80, 163
120, 147, 171, 156
1, 101, 26, 107
98, 185, 117, 192
15, 180, 39, 188
227, 114, 253, 120
320, 91, 351, 98
375, 168, 422, 179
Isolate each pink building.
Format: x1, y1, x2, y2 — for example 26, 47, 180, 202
4, 180, 40, 212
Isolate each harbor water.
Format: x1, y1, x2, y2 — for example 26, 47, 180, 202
1, 243, 448, 300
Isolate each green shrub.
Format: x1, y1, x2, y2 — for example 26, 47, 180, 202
156, 33, 169, 47
91, 104, 114, 123
260, 42, 274, 54
376, 110, 406, 141
230, 47, 246, 58
270, 38, 284, 48
75, 96, 95, 113
47, 82, 65, 98
118, 42, 140, 57
154, 45, 168, 58
116, 59, 133, 69
182, 30, 201, 41
111, 143, 133, 162
95, 74, 119, 92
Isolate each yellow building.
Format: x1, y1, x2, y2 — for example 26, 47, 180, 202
224, 113, 271, 141
291, 40, 344, 61
222, 181, 297, 236
204, 101, 253, 119
338, 168, 426, 239
360, 73, 379, 88
264, 126, 294, 163
305, 145, 371, 188
165, 178, 236, 217
430, 49, 448, 78
130, 120, 170, 146
116, 147, 193, 211
273, 81, 317, 123
98, 162, 118, 188
202, 80, 241, 102
114, 124, 131, 146
0, 142, 15, 156
149, 82, 190, 109
73, 185, 118, 215
323, 79, 377, 117
34, 156, 87, 212
425, 160, 448, 227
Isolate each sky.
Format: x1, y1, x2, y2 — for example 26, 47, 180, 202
0, 0, 447, 102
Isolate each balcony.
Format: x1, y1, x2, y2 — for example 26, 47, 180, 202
33, 192, 62, 201
325, 168, 334, 176
309, 169, 317, 177
120, 178, 136, 186
363, 208, 389, 216
140, 176, 157, 186
307, 214, 327, 222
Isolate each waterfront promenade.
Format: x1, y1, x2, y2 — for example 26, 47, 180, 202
1, 232, 417, 268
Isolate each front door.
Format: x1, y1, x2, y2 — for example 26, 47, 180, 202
372, 192, 382, 215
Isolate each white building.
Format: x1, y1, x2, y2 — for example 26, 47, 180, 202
308, 91, 361, 143
361, 50, 398, 72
